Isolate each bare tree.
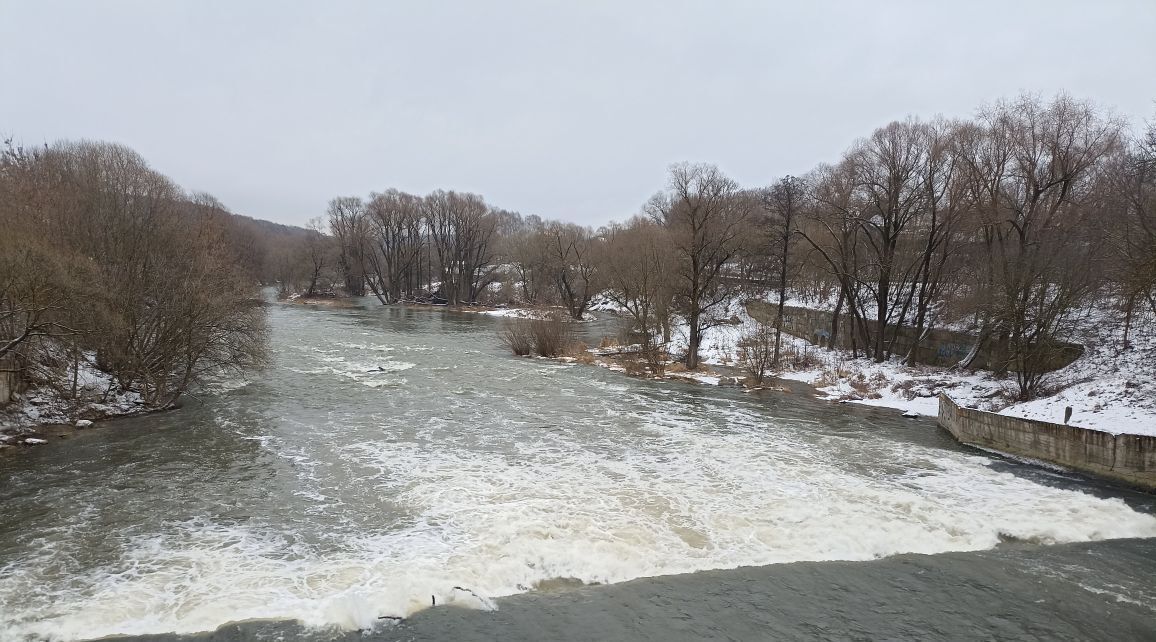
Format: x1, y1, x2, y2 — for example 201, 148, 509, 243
0, 139, 269, 409
545, 222, 602, 320
799, 159, 868, 354
425, 190, 498, 305
737, 321, 777, 384
601, 217, 676, 372
302, 217, 333, 297
761, 175, 806, 364
650, 163, 754, 369
365, 189, 425, 303
326, 196, 369, 296
1105, 116, 1156, 336
900, 119, 971, 365
967, 94, 1123, 398
851, 119, 929, 361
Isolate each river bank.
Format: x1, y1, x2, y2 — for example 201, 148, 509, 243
0, 355, 157, 453
115, 538, 1156, 642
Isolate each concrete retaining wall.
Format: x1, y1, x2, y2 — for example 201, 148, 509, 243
937, 394, 1156, 491
746, 301, 1083, 371
0, 354, 21, 406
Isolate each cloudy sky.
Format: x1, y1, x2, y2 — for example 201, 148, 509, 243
2, 1, 1154, 227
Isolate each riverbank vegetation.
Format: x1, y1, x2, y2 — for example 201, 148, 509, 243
294, 93, 1152, 406
0, 139, 269, 430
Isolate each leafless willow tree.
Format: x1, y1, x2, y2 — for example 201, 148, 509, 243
364, 189, 425, 303
761, 175, 805, 364
544, 222, 603, 320
1105, 117, 1156, 337
425, 190, 499, 304
649, 163, 755, 369
850, 119, 932, 362
899, 119, 971, 365
799, 158, 867, 353
327, 196, 369, 296
963, 94, 1123, 398
601, 216, 676, 371
302, 217, 334, 296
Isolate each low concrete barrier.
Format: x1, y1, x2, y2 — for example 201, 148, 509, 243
937, 394, 1156, 491
746, 301, 1083, 371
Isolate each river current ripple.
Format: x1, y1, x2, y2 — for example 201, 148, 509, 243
1, 301, 1154, 640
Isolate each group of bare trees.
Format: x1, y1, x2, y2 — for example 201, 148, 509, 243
303, 188, 612, 316
0, 139, 267, 409
783, 94, 1151, 399
290, 190, 503, 306
281, 92, 1150, 400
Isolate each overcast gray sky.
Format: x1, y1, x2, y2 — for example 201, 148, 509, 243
2, 1, 1154, 228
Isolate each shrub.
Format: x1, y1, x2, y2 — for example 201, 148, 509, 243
499, 321, 533, 356
737, 321, 776, 384
529, 314, 573, 357
500, 314, 574, 357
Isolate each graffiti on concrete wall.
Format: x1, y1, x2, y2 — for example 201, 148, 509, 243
935, 342, 972, 360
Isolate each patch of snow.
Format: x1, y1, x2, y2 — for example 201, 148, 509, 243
467, 307, 594, 322
773, 300, 1156, 437
666, 371, 722, 386
0, 351, 146, 428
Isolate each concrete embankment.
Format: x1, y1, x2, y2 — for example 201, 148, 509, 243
746, 301, 1083, 371
938, 394, 1156, 490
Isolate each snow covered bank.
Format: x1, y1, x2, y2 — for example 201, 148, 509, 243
769, 304, 1156, 437
482, 293, 1154, 439
463, 306, 596, 321
0, 355, 151, 448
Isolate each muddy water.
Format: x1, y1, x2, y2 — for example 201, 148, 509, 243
1, 301, 1153, 641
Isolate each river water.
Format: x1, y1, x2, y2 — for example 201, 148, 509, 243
1, 301, 1154, 641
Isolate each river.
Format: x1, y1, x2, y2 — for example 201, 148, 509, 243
1, 300, 1154, 641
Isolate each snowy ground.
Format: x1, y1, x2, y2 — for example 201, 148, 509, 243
581, 293, 1156, 437
770, 305, 1156, 437
465, 306, 596, 321
0, 355, 146, 437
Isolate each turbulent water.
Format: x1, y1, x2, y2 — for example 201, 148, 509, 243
1, 301, 1155, 641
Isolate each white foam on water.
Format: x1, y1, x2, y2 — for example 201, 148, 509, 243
6, 395, 1154, 642
283, 351, 415, 389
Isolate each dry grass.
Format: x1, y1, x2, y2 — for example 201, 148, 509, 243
499, 322, 533, 356
500, 315, 575, 358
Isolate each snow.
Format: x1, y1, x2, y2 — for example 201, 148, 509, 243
991, 304, 1156, 435
470, 307, 552, 320
0, 352, 144, 430
587, 294, 628, 314
770, 301, 1156, 436
465, 306, 594, 321
610, 291, 1155, 435
665, 296, 750, 367
665, 371, 722, 386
